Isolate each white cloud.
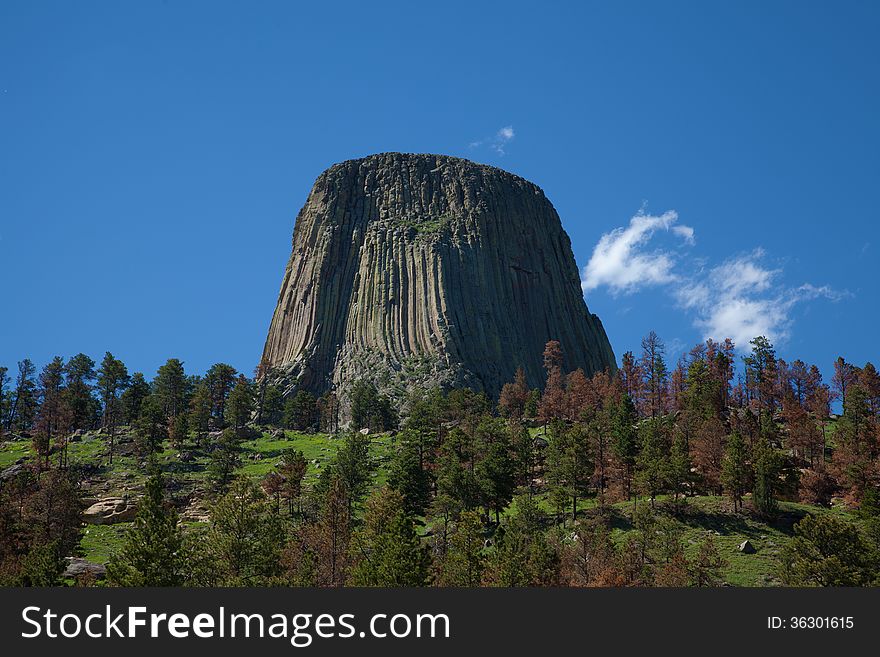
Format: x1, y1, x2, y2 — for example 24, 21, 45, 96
469, 125, 516, 156
580, 210, 689, 294
582, 212, 847, 349
671, 224, 695, 245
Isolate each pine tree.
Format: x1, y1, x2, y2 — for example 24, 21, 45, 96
610, 395, 638, 500
34, 357, 66, 470
134, 395, 167, 456
207, 428, 241, 492
779, 515, 873, 586
474, 420, 516, 524
154, 358, 188, 419
278, 448, 308, 517
63, 353, 97, 433
388, 436, 432, 517
307, 475, 352, 586
546, 421, 593, 522
260, 384, 284, 426
188, 381, 212, 444
350, 380, 396, 431
435, 510, 485, 586
753, 442, 782, 516
107, 468, 186, 586
721, 432, 750, 512
225, 375, 254, 434
96, 352, 129, 465
204, 363, 238, 426
668, 433, 692, 505
199, 478, 284, 586
635, 418, 670, 508
539, 340, 566, 425
744, 336, 778, 414
120, 372, 150, 425
283, 390, 318, 430
690, 534, 726, 586
640, 331, 668, 418
485, 494, 559, 586
7, 359, 38, 433
168, 413, 189, 450
349, 486, 429, 586
330, 432, 373, 514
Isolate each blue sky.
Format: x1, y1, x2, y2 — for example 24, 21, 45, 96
1, 1, 877, 383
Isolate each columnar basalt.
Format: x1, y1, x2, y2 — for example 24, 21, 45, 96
262, 153, 616, 411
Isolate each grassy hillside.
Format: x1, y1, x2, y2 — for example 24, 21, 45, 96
0, 428, 860, 587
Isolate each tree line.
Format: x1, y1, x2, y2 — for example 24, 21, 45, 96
1, 332, 879, 587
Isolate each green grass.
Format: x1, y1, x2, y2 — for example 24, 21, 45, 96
237, 430, 397, 486
0, 439, 30, 468
79, 523, 130, 564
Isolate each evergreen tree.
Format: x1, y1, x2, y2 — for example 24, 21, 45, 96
721, 432, 750, 512
120, 372, 150, 425
546, 421, 593, 522
485, 494, 559, 586
168, 413, 189, 449
329, 432, 373, 514
388, 436, 432, 517
349, 486, 429, 586
21, 470, 83, 559
199, 479, 284, 585
498, 367, 529, 419
753, 442, 782, 516
64, 353, 98, 434
283, 390, 318, 430
96, 352, 129, 465
225, 375, 254, 434
17, 540, 66, 586
474, 419, 516, 524
188, 380, 212, 443
278, 448, 308, 516
350, 380, 396, 431
260, 384, 284, 426
284, 475, 350, 586
610, 395, 638, 499
134, 395, 167, 456
780, 515, 874, 586
435, 510, 485, 586
635, 418, 670, 508
7, 359, 38, 433
207, 428, 242, 492
154, 358, 189, 419
107, 468, 186, 586
204, 363, 238, 426
432, 443, 481, 523
690, 534, 726, 586
744, 336, 778, 413
640, 331, 668, 418
34, 357, 66, 470
668, 433, 693, 505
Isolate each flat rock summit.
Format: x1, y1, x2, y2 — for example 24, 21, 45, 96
262, 153, 616, 408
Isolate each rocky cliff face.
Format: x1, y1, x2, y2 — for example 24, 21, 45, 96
263, 153, 615, 408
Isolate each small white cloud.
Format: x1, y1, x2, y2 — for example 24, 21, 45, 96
581, 210, 681, 294
671, 224, 695, 245
469, 125, 516, 156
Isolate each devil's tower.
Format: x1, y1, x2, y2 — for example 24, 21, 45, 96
262, 153, 616, 407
